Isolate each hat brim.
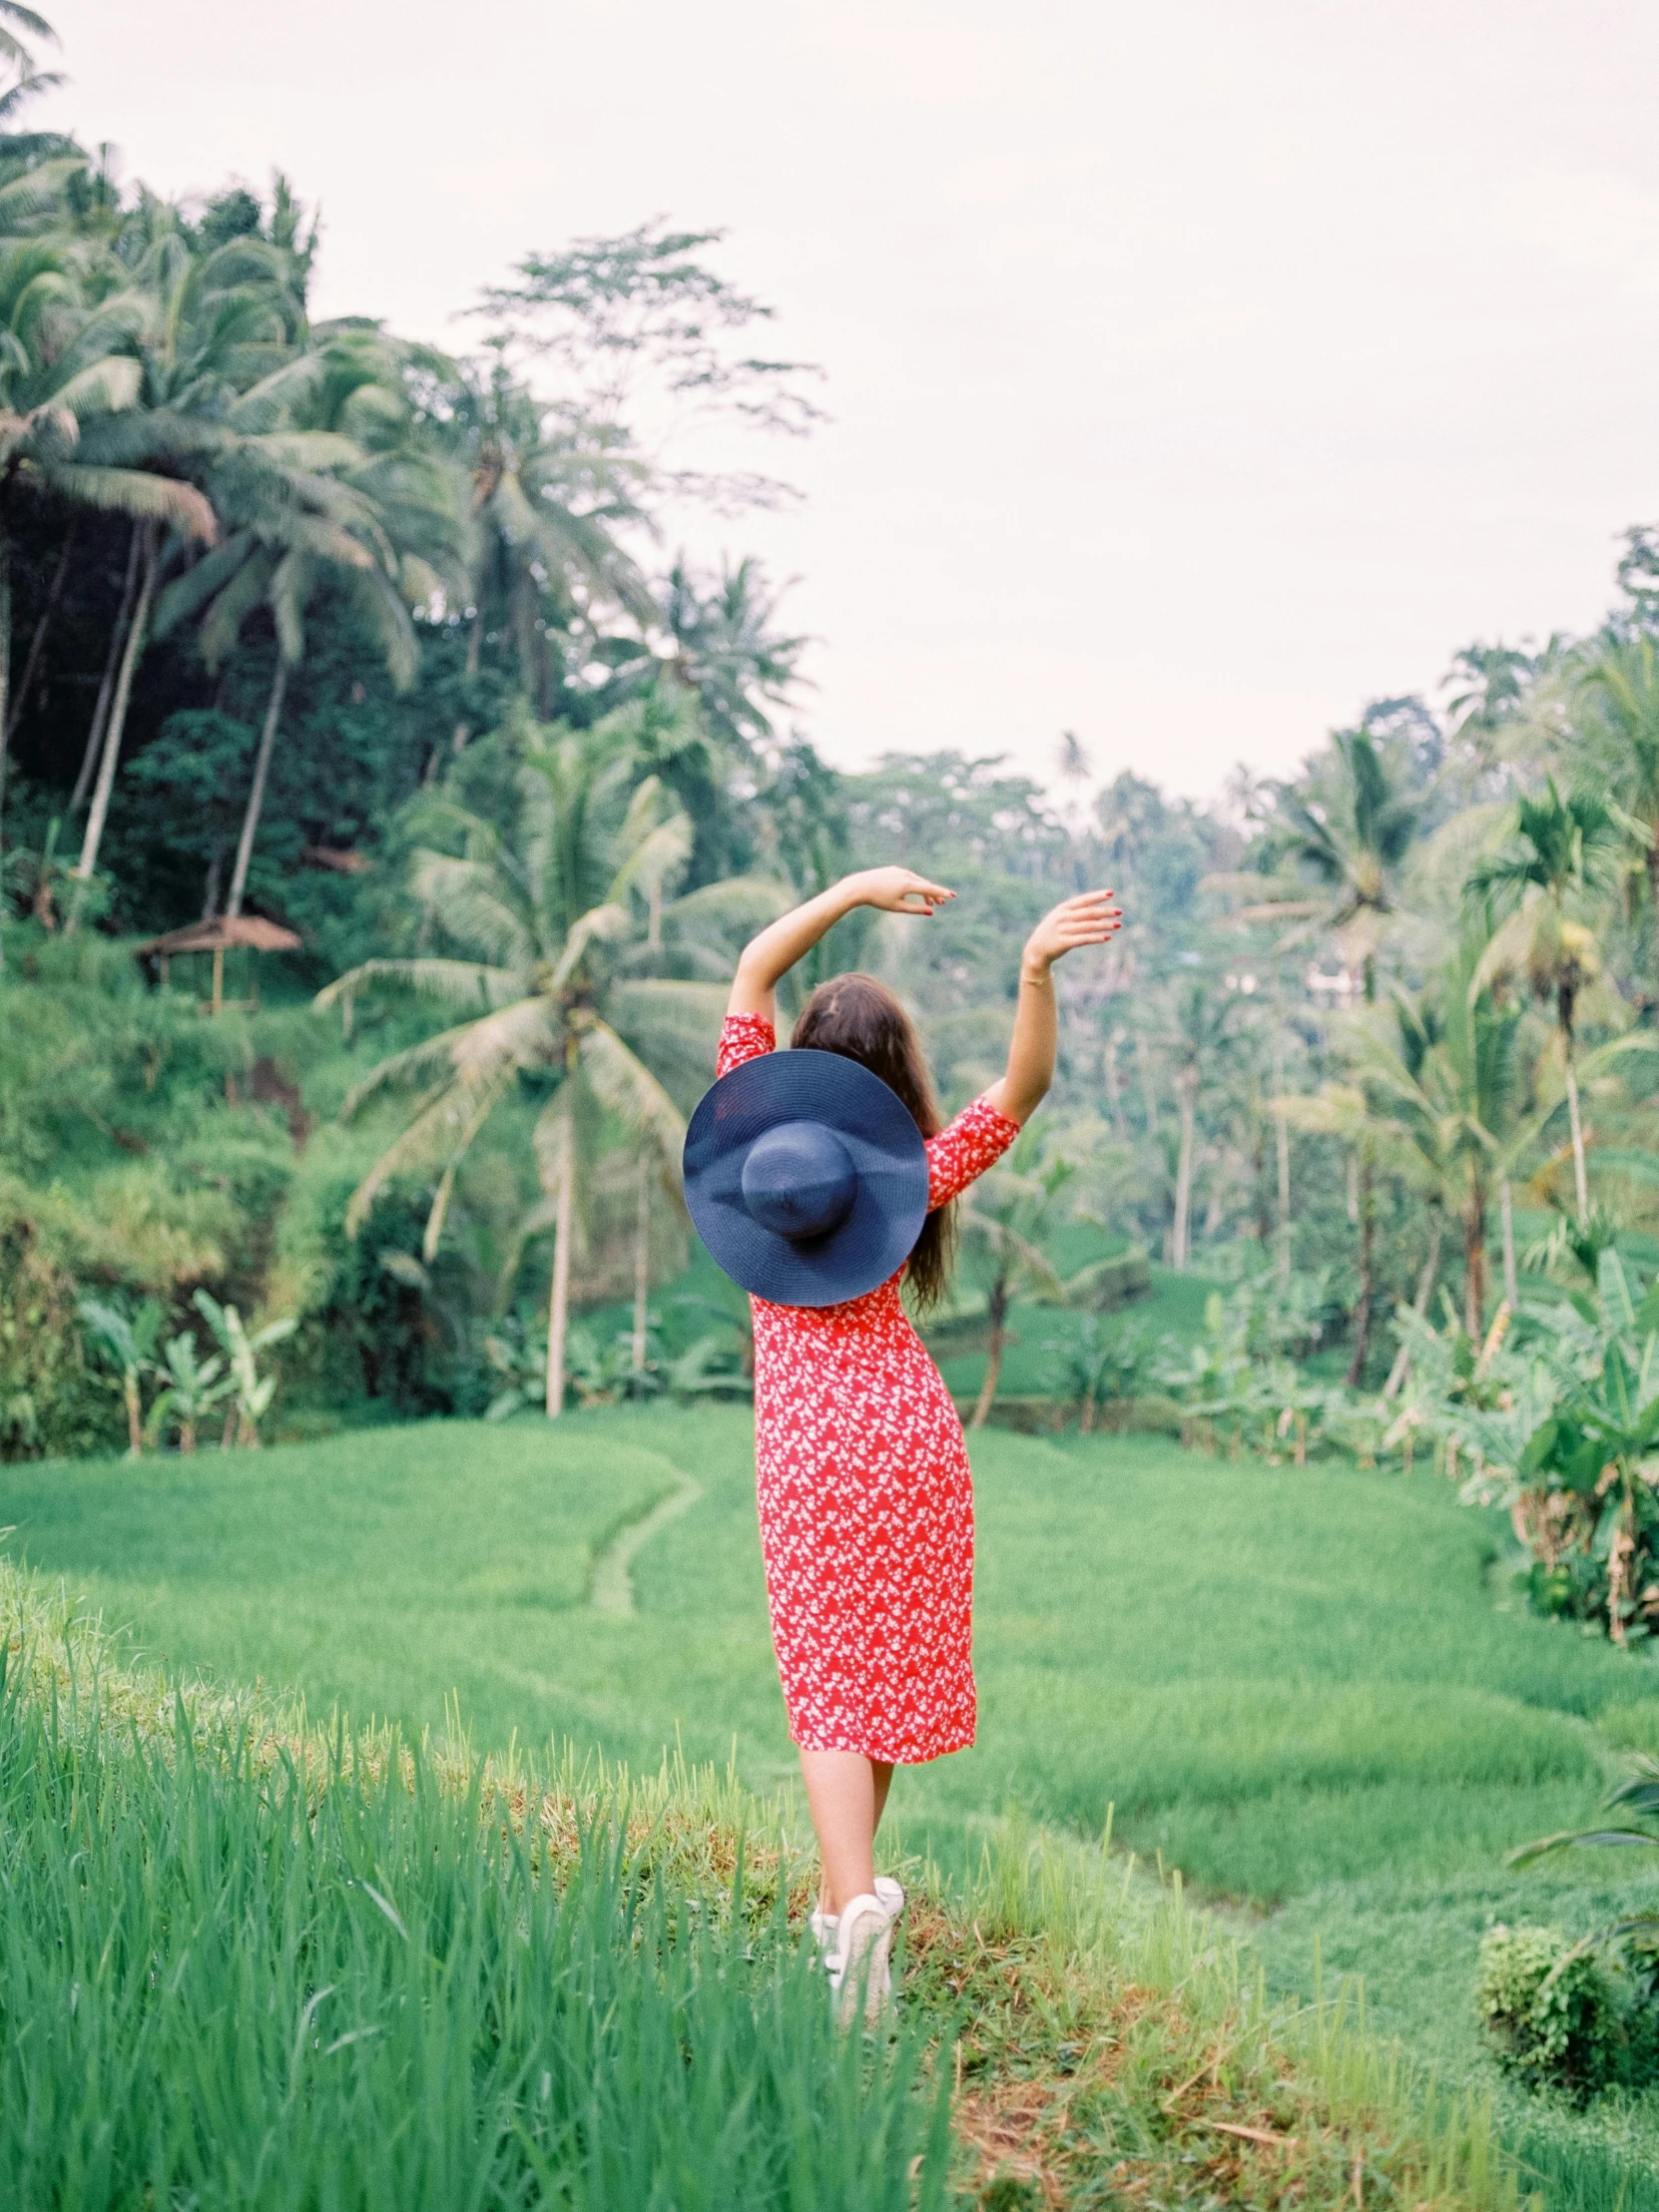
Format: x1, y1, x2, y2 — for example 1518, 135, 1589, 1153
683, 1049, 929, 1308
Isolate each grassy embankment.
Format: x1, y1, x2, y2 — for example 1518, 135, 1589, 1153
7, 1409, 1659, 2202
1, 1560, 1516, 2210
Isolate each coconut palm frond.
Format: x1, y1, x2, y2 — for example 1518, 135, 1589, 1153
661, 874, 793, 933
47, 352, 142, 418
33, 461, 216, 542
314, 957, 518, 1015
438, 994, 561, 1088
576, 1018, 688, 1182
337, 560, 419, 692
153, 529, 256, 638
406, 853, 538, 973
343, 1068, 510, 1240
0, 154, 83, 226
421, 1069, 515, 1261
338, 1038, 476, 1119
548, 900, 630, 990
608, 809, 694, 906
605, 978, 731, 1046
199, 546, 276, 667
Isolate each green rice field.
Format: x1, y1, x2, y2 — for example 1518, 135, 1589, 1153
6, 1406, 1659, 2203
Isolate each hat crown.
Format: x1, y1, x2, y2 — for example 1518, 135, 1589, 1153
741, 1119, 856, 1241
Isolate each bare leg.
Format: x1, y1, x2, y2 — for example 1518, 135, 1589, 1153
802, 1751, 897, 1916
871, 1758, 894, 1836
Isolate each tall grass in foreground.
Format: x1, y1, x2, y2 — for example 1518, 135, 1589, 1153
0, 1633, 950, 2209
0, 1562, 1547, 2210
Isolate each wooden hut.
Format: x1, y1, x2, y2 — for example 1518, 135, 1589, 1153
136, 915, 302, 1015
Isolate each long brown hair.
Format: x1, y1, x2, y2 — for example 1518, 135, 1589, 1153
791, 972, 955, 1311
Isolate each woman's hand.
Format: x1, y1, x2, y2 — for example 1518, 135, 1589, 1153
986, 890, 1122, 1125
845, 866, 955, 916
1020, 889, 1121, 976
727, 868, 955, 1019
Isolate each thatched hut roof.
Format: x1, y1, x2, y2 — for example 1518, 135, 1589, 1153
136, 916, 302, 956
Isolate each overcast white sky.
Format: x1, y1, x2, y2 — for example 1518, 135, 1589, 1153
35, 0, 1659, 800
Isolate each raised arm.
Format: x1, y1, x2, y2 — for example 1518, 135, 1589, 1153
983, 890, 1121, 1125
727, 867, 955, 1023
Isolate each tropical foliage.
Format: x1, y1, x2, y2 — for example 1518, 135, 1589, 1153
5, 6, 1659, 1656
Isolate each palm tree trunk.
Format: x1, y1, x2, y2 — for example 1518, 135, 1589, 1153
545, 1136, 574, 1418
1346, 1151, 1375, 1386
4, 518, 73, 751
1564, 1049, 1589, 1225
968, 1278, 1009, 1430
72, 523, 158, 915
1382, 1210, 1443, 1399
1463, 1177, 1489, 1339
1172, 1080, 1196, 1269
72, 523, 141, 811
226, 656, 289, 919
1500, 1178, 1518, 1309
632, 1155, 650, 1375
451, 606, 483, 755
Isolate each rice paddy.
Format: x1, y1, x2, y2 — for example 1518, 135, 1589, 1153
6, 1406, 1659, 2202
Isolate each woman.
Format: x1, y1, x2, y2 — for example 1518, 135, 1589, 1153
717, 865, 1120, 2018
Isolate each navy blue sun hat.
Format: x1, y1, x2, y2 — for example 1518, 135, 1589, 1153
683, 1048, 929, 1308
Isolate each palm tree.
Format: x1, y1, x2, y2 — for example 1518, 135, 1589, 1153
1577, 635, 1659, 1005
1285, 918, 1530, 1347
0, 236, 217, 895
1054, 730, 1093, 885
152, 329, 461, 917
1154, 977, 1234, 1270
660, 554, 809, 754
440, 352, 653, 730
1266, 727, 1421, 998
314, 710, 735, 1415
1471, 779, 1627, 1224
1263, 727, 1424, 1377
64, 202, 308, 877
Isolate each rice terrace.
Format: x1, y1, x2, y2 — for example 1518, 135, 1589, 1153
7, 0, 1659, 2205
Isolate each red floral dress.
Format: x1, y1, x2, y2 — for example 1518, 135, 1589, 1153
718, 1013, 1021, 1764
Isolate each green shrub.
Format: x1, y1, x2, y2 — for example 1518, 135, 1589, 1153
0, 1217, 116, 1459
1476, 1923, 1619, 2100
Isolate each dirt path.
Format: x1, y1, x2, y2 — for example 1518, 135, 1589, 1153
589, 1465, 703, 1618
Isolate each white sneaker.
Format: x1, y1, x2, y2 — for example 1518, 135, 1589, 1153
811, 1876, 904, 1955
827, 1892, 897, 2030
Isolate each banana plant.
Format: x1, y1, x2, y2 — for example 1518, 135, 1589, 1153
143, 1331, 231, 1453
77, 1297, 164, 1457
192, 1290, 296, 1447
1043, 1314, 1151, 1433
1507, 1251, 1659, 1643
1508, 1758, 1659, 1995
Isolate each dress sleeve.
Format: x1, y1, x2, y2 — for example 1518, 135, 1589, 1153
925, 1095, 1021, 1210
717, 1010, 777, 1078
